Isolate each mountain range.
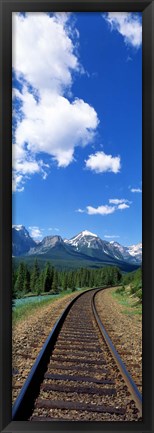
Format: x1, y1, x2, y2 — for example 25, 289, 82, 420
12, 226, 142, 272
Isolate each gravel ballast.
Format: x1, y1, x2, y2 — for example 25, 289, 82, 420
95, 288, 142, 393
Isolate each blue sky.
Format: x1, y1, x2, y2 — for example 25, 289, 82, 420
12, 12, 142, 245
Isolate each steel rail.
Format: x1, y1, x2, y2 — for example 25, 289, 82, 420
12, 284, 126, 421
12, 287, 98, 421
92, 291, 142, 417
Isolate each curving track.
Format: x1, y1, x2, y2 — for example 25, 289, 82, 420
12, 288, 142, 422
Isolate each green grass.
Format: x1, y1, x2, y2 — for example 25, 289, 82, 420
111, 287, 142, 318
12, 290, 70, 323
12, 297, 56, 323
12, 288, 87, 324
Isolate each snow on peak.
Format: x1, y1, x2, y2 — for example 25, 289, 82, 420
12, 224, 25, 231
65, 230, 98, 248
81, 230, 97, 237
12, 225, 30, 239
127, 243, 142, 257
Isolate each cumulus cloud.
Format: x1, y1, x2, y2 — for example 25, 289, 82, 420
14, 90, 98, 168
13, 12, 79, 93
118, 203, 130, 210
77, 197, 131, 216
103, 12, 142, 48
130, 188, 142, 193
29, 226, 43, 239
12, 13, 99, 191
12, 174, 24, 192
85, 151, 121, 174
87, 205, 115, 215
109, 198, 131, 205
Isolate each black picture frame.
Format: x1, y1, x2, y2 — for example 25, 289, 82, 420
0, 1, 153, 432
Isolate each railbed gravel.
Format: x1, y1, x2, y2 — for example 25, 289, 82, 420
95, 288, 142, 393
30, 407, 139, 422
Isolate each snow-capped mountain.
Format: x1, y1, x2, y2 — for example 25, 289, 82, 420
64, 231, 142, 265
65, 230, 102, 249
127, 243, 142, 262
64, 230, 112, 258
12, 226, 142, 268
12, 225, 36, 256
108, 241, 142, 264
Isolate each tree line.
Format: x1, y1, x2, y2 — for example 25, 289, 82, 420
12, 260, 122, 299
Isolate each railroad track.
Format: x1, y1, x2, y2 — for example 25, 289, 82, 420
12, 288, 142, 422
12, 292, 79, 403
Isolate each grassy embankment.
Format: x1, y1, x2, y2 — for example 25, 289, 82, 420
111, 268, 142, 318
12, 288, 87, 324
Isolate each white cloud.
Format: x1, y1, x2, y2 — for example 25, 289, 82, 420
14, 158, 45, 175
12, 141, 50, 190
131, 188, 142, 193
104, 12, 142, 48
104, 235, 120, 239
12, 13, 99, 191
54, 12, 72, 26
29, 226, 43, 239
85, 151, 121, 174
13, 12, 79, 93
109, 198, 131, 205
78, 197, 131, 216
118, 203, 130, 210
12, 173, 24, 192
87, 205, 116, 215
14, 90, 98, 168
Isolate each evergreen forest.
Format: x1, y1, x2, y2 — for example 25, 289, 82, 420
12, 260, 122, 299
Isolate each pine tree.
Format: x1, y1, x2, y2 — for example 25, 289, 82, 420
102, 268, 109, 286
74, 270, 80, 288
69, 271, 75, 291
14, 262, 26, 296
62, 273, 68, 291
23, 268, 30, 293
37, 269, 45, 294
12, 268, 18, 299
43, 262, 52, 292
89, 270, 94, 288
30, 259, 40, 292
52, 269, 59, 293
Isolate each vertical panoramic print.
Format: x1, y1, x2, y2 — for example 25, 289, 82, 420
12, 12, 142, 421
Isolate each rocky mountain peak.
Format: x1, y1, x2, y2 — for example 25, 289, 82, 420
12, 225, 36, 256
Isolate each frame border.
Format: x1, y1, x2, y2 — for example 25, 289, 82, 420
0, 1, 153, 432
